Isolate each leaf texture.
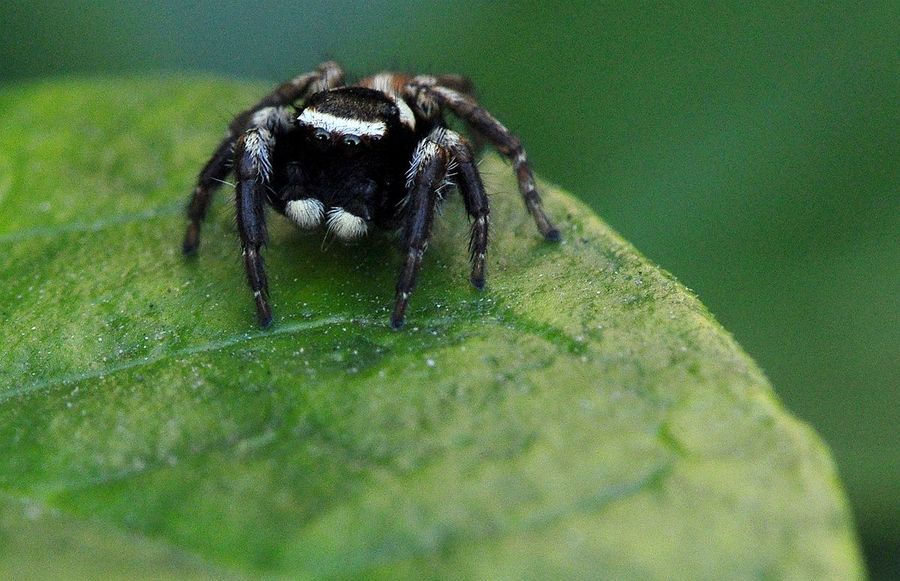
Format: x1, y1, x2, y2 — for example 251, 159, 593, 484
0, 78, 863, 579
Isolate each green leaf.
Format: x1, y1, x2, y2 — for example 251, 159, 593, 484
0, 493, 237, 580
0, 77, 863, 579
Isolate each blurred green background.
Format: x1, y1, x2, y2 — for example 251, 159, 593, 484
2, 0, 896, 576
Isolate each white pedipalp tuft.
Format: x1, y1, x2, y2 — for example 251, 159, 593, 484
325, 207, 368, 241
285, 198, 325, 229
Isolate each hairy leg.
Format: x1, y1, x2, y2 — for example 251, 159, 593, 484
406, 79, 560, 241
233, 127, 277, 327
392, 131, 453, 328
441, 130, 490, 288
183, 61, 343, 254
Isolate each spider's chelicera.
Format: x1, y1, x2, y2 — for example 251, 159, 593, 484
183, 61, 560, 329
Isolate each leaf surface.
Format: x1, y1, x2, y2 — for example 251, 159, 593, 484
0, 78, 862, 579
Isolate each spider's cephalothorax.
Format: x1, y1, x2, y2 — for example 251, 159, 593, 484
183, 62, 560, 329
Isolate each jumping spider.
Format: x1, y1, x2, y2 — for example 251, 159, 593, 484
183, 61, 559, 329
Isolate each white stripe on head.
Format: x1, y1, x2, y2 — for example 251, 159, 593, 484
326, 207, 368, 241
297, 109, 386, 137
285, 198, 325, 229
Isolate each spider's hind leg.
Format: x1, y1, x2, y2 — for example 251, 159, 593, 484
409, 81, 560, 242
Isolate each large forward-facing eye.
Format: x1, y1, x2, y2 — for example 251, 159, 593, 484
311, 128, 330, 147
341, 134, 363, 156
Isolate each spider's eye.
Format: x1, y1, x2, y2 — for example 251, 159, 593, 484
342, 135, 361, 148
312, 128, 329, 143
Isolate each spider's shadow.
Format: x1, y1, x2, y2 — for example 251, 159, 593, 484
267, 214, 468, 306
269, 224, 402, 293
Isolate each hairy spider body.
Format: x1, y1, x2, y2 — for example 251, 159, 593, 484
183, 62, 559, 329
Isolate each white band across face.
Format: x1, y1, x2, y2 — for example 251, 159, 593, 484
297, 109, 387, 137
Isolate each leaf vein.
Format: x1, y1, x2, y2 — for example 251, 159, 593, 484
330, 463, 675, 577
0, 315, 359, 402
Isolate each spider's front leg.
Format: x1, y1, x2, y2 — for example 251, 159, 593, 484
234, 128, 276, 328
183, 61, 344, 254
392, 132, 453, 329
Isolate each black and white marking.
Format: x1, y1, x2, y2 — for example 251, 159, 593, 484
297, 108, 387, 138
326, 207, 368, 240
183, 61, 559, 330
285, 198, 324, 229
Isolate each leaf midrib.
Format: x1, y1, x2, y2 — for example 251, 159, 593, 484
1, 314, 354, 401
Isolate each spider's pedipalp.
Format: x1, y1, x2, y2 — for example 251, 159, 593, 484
285, 198, 325, 229
326, 207, 368, 241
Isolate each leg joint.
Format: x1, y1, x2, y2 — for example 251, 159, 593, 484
236, 129, 274, 182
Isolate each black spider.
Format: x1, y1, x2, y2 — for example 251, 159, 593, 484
183, 61, 560, 329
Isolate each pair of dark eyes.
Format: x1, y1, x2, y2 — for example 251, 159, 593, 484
310, 129, 378, 149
